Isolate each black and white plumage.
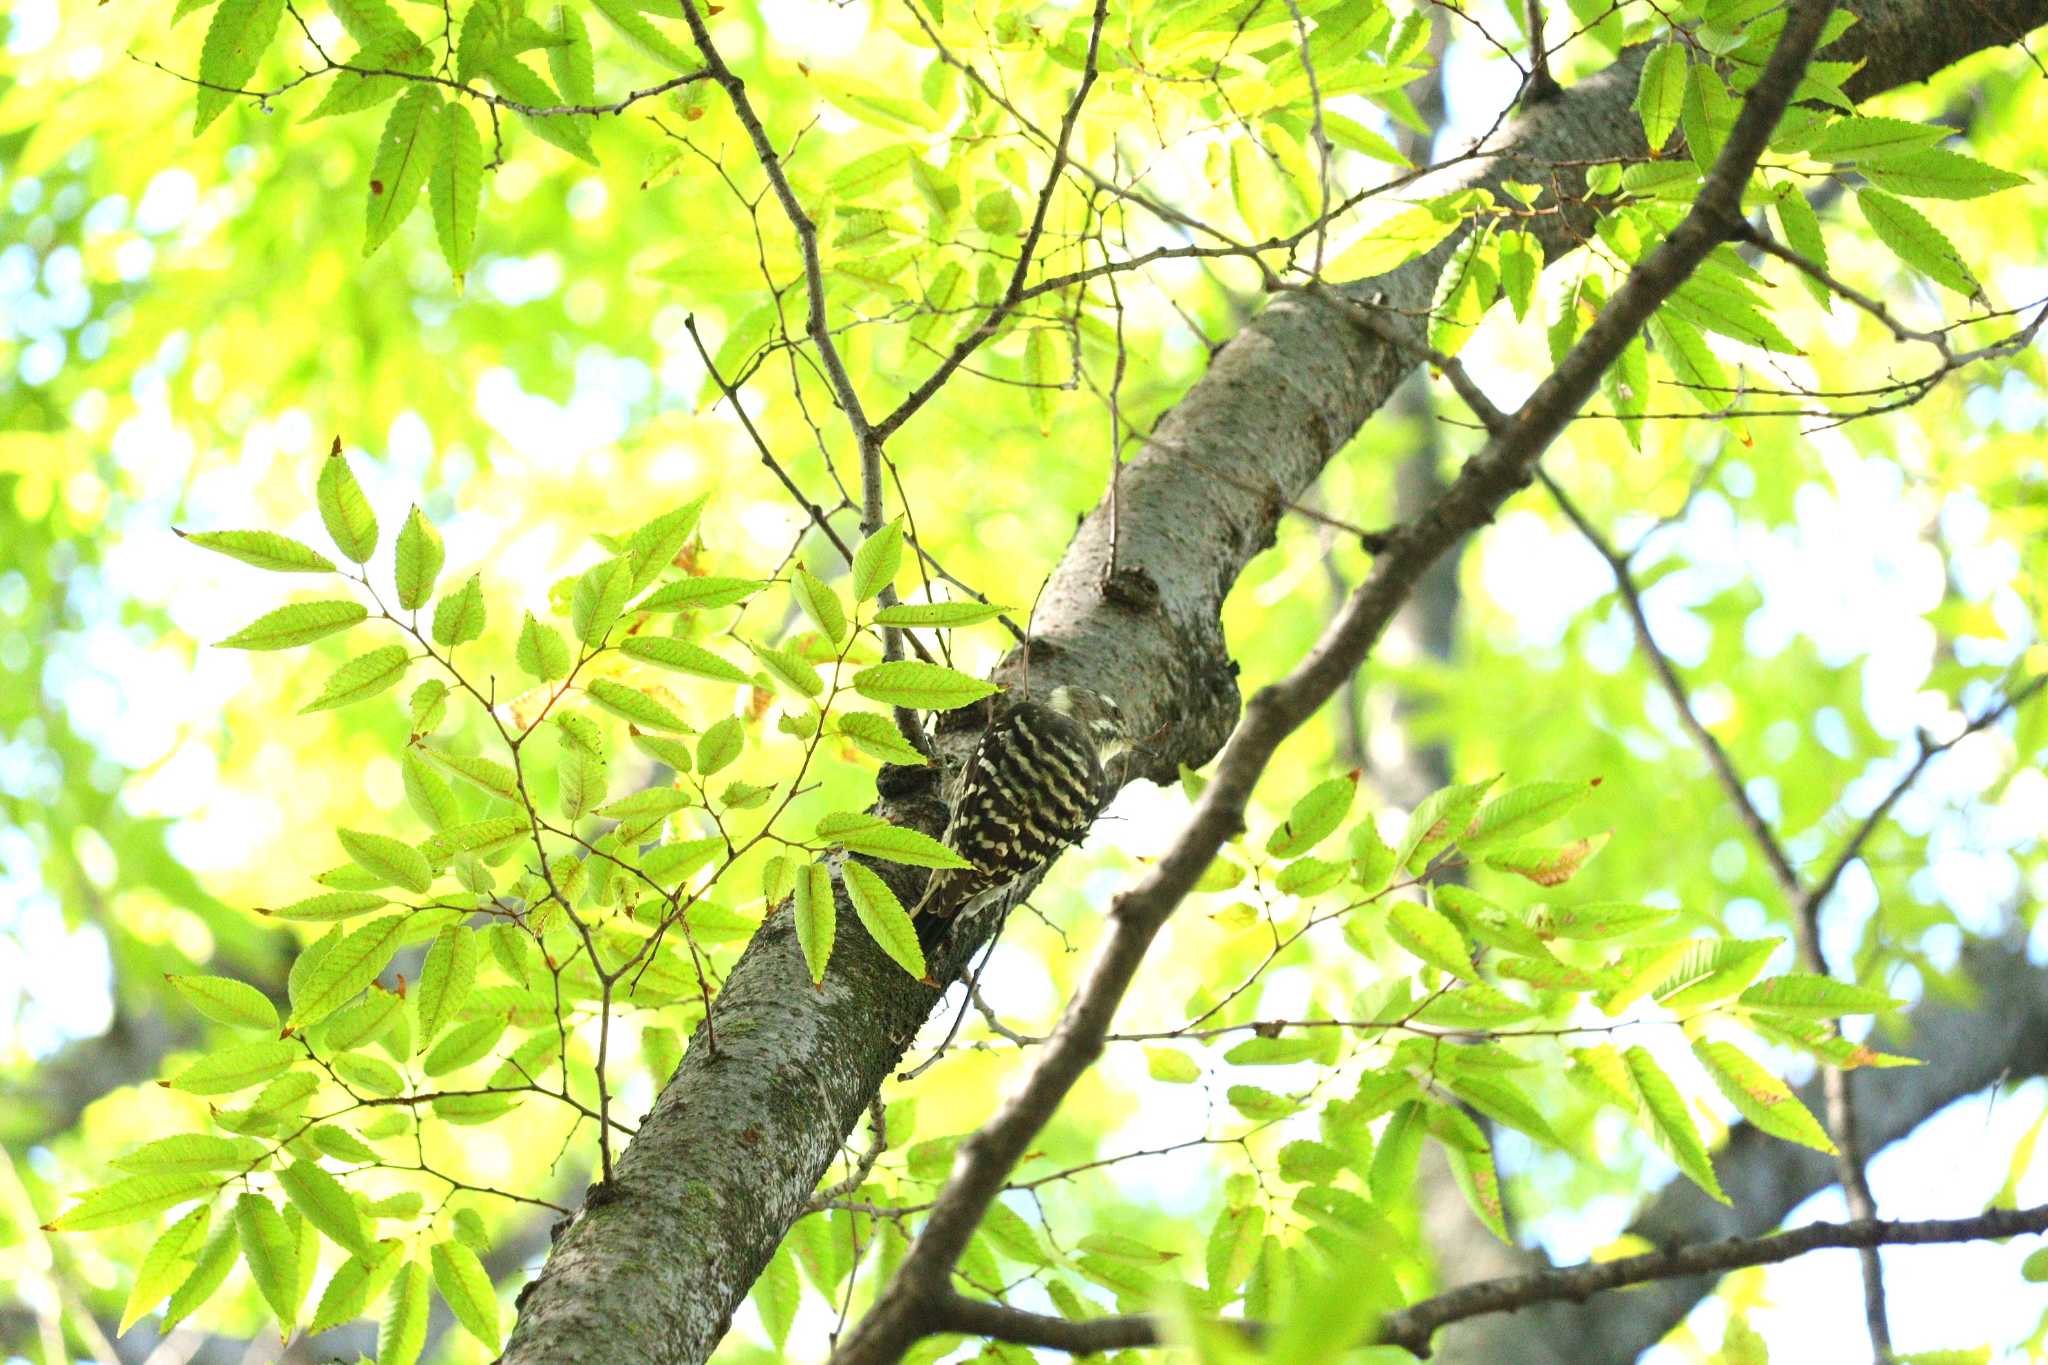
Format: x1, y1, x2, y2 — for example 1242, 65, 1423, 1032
913, 686, 1126, 921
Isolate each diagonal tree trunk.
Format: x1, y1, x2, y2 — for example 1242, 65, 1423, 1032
500, 6, 2048, 1359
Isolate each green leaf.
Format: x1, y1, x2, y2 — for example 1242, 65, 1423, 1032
635, 576, 766, 612
1770, 183, 1832, 306
624, 499, 707, 594
317, 443, 379, 564
851, 660, 998, 710
416, 925, 480, 1049
235, 1193, 303, 1327
790, 568, 850, 643
182, 529, 334, 573
1637, 43, 1687, 152
431, 1239, 503, 1352
1226, 1085, 1299, 1121
1531, 900, 1676, 940
640, 836, 724, 886
1394, 777, 1496, 871
169, 1040, 297, 1095
2022, 1247, 2048, 1284
1658, 938, 1778, 1011
380, 1260, 430, 1365
1387, 901, 1476, 981
588, 679, 692, 732
47, 1172, 217, 1231
418, 746, 519, 801
168, 973, 279, 1032
278, 1159, 372, 1257
1681, 62, 1736, 174
1738, 973, 1899, 1016
430, 102, 483, 286
587, 0, 699, 72
1266, 772, 1358, 858
1693, 1039, 1834, 1153
421, 815, 528, 864
286, 912, 409, 1029
870, 601, 1011, 627
218, 599, 368, 650
311, 1243, 400, 1335
486, 58, 597, 166
309, 1124, 381, 1163
1858, 189, 1981, 297
573, 557, 632, 644
1623, 1045, 1726, 1203
1206, 1202, 1264, 1294
315, 987, 403, 1053
1146, 1047, 1201, 1084
336, 1050, 405, 1096
338, 829, 433, 894
852, 519, 905, 602
366, 86, 441, 257
432, 572, 486, 648
817, 812, 971, 869
835, 711, 926, 765
840, 860, 926, 980
556, 713, 609, 820
1858, 147, 2027, 200
1462, 779, 1597, 851
193, 0, 286, 133
696, 716, 744, 775
1445, 1142, 1509, 1242
516, 611, 573, 681
546, 2, 595, 105
790, 859, 836, 986
424, 1016, 507, 1076
409, 678, 449, 734
121, 1204, 212, 1334
389, 505, 444, 613
163, 1227, 240, 1330
302, 644, 411, 714
265, 889, 391, 923
1647, 309, 1730, 412
112, 1134, 267, 1175
748, 639, 825, 698
1806, 115, 1949, 160
620, 635, 752, 685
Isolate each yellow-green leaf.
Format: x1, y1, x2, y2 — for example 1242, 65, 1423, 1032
169, 1041, 297, 1096
317, 443, 379, 564
840, 860, 925, 980
430, 102, 483, 286
181, 529, 334, 573
278, 1159, 372, 1257
431, 572, 486, 648
337, 828, 433, 894
286, 913, 409, 1029
852, 660, 998, 710
365, 86, 441, 257
121, 1204, 212, 1333
621, 635, 752, 684
302, 644, 411, 714
431, 1238, 503, 1352
47, 1172, 218, 1232
379, 1260, 430, 1365
393, 505, 444, 611
217, 599, 368, 650
167, 973, 279, 1031
1692, 1039, 1834, 1153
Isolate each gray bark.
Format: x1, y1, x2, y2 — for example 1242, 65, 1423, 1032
500, 4, 2048, 1360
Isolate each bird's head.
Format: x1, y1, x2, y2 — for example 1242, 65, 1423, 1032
1047, 685, 1126, 759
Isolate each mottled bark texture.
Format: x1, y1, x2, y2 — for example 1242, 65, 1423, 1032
500, 5, 2048, 1360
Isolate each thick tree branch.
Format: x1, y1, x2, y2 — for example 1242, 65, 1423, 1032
833, 6, 1837, 1361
